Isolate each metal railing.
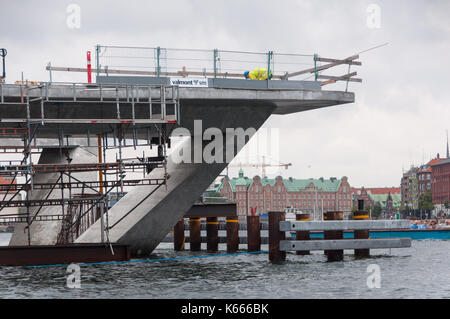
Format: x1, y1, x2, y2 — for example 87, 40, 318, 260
0, 81, 180, 125
42, 45, 362, 88
95, 45, 357, 82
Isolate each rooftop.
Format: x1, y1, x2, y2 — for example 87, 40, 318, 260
430, 157, 450, 167
353, 187, 401, 195
221, 171, 345, 193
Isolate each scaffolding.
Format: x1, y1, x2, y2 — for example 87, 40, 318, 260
0, 46, 363, 246
0, 82, 178, 245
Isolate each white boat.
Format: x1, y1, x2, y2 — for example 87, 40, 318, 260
284, 207, 304, 221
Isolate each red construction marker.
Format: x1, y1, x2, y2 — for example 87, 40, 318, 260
87, 51, 92, 83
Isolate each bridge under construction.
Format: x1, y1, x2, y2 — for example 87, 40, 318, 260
0, 45, 360, 258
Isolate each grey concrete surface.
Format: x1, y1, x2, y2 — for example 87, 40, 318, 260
9, 146, 99, 246
76, 103, 275, 255
97, 76, 323, 90
280, 238, 412, 251
279, 220, 411, 231
0, 83, 354, 138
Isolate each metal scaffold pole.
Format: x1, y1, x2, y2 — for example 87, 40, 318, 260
25, 87, 32, 245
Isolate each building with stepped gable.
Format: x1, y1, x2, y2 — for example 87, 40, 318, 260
352, 187, 402, 217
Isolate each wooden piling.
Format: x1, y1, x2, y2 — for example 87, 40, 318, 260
295, 213, 310, 255
353, 211, 370, 258
206, 217, 219, 252
226, 216, 239, 253
173, 219, 185, 251
324, 211, 344, 262
189, 217, 201, 251
247, 215, 261, 252
268, 211, 286, 262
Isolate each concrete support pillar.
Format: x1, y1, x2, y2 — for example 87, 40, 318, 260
76, 103, 277, 255
9, 146, 98, 246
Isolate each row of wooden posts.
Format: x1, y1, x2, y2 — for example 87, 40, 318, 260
173, 215, 261, 253
269, 210, 370, 262
173, 210, 371, 262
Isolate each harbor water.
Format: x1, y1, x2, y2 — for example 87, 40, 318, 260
0, 233, 449, 299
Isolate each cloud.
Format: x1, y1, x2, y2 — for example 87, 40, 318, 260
1, 0, 449, 188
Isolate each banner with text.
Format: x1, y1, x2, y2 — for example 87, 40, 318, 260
170, 77, 209, 88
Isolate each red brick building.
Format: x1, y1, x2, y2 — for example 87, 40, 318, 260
352, 187, 401, 216
431, 158, 450, 205
418, 158, 445, 196
218, 169, 353, 218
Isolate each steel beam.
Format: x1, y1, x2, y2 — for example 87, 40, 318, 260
280, 238, 412, 251
279, 220, 411, 231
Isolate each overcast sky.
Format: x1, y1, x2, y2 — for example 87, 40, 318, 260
1, 0, 449, 188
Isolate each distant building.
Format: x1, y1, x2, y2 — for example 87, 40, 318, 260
401, 155, 445, 212
352, 187, 401, 216
431, 158, 450, 206
215, 169, 353, 218
418, 157, 445, 196
401, 166, 420, 211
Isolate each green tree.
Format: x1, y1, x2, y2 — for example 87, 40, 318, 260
418, 190, 434, 212
371, 203, 382, 219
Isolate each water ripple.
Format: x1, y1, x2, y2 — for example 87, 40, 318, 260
0, 236, 449, 299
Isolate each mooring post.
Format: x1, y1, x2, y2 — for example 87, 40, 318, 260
296, 213, 311, 255
354, 200, 370, 258
324, 211, 344, 262
226, 216, 239, 253
173, 219, 185, 251
269, 211, 286, 262
189, 217, 201, 251
247, 215, 261, 252
206, 217, 219, 252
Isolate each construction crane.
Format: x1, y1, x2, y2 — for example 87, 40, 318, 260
226, 156, 292, 178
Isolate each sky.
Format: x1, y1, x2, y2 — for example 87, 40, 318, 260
1, 0, 449, 188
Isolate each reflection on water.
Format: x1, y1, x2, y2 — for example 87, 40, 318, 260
0, 237, 449, 299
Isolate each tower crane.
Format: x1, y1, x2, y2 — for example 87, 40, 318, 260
226, 156, 292, 178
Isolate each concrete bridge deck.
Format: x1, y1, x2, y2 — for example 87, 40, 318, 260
0, 80, 353, 138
